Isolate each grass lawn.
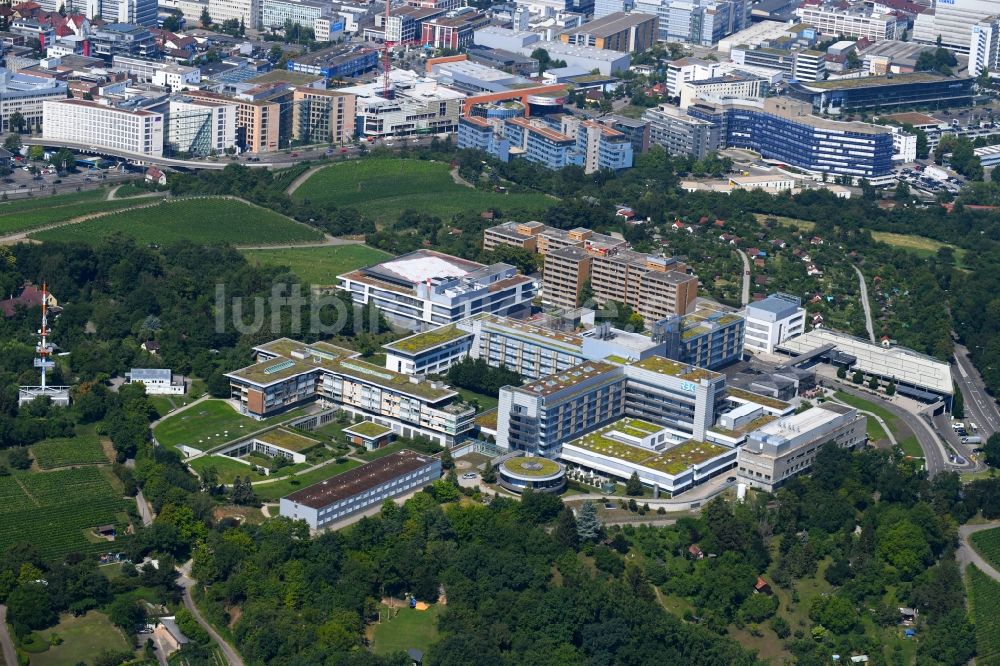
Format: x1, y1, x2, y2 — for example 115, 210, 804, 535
149, 381, 207, 418
371, 603, 443, 656
32, 611, 132, 666
254, 458, 362, 501
971, 527, 1000, 572
30, 197, 323, 246
354, 441, 411, 461
832, 392, 909, 442
967, 565, 1000, 665
188, 454, 255, 484
291, 159, 553, 223
456, 387, 499, 411
153, 400, 310, 453
871, 231, 966, 266
241, 244, 391, 285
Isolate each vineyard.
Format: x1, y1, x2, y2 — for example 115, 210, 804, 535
0, 468, 133, 559
968, 565, 1000, 665
0, 189, 139, 235
30, 197, 324, 246
30, 434, 108, 469
971, 527, 1000, 571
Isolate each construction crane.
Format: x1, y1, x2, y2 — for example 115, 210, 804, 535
382, 0, 394, 99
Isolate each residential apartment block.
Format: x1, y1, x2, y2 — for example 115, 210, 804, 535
280, 450, 441, 530
544, 246, 593, 309
184, 85, 289, 154
43, 98, 164, 156
575, 119, 634, 173
590, 250, 698, 324
226, 338, 476, 444
643, 103, 720, 158
338, 249, 536, 331
737, 403, 866, 492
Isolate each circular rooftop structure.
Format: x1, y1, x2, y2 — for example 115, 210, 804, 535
498, 456, 566, 494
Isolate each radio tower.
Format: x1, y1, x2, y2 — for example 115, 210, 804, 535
35, 283, 54, 391
382, 0, 394, 99
18, 282, 70, 407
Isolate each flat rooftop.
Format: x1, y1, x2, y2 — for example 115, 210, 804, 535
801, 72, 953, 90
631, 356, 721, 382
727, 387, 792, 411
283, 449, 436, 509
362, 249, 484, 286
561, 11, 656, 38
881, 111, 941, 126
776, 328, 952, 394
477, 313, 583, 352
500, 456, 562, 478
569, 420, 729, 475
256, 428, 320, 452
383, 324, 473, 355
519, 360, 618, 397
343, 421, 394, 438
248, 70, 324, 86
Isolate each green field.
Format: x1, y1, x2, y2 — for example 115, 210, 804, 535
456, 387, 499, 412
242, 244, 392, 285
292, 159, 554, 223
254, 458, 362, 501
0, 467, 132, 559
872, 231, 966, 265
968, 565, 1000, 666
32, 611, 132, 666
972, 527, 1000, 572
371, 603, 443, 656
30, 432, 108, 469
188, 454, 256, 484
31, 197, 323, 246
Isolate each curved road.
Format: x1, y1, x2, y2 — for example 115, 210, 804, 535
958, 522, 1000, 581
953, 341, 1000, 438
852, 265, 876, 343
177, 562, 244, 666
0, 605, 17, 666
736, 249, 750, 306
833, 383, 950, 475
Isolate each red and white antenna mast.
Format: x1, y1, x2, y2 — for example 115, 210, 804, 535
382, 0, 393, 99
34, 283, 54, 391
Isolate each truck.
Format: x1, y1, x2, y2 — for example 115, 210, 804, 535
961, 435, 982, 445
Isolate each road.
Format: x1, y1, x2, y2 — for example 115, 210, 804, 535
0, 606, 16, 666
953, 341, 1000, 439
852, 265, 876, 343
135, 490, 155, 527
833, 383, 950, 476
176, 562, 244, 666
735, 249, 750, 306
957, 522, 1000, 581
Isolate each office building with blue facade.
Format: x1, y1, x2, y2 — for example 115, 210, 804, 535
687, 97, 894, 179
287, 46, 378, 80
787, 73, 975, 116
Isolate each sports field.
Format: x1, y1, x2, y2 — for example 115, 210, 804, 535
0, 467, 132, 558
241, 244, 391, 285
30, 197, 323, 246
291, 159, 554, 223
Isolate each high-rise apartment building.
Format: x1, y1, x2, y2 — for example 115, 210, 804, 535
643, 103, 720, 157
590, 250, 698, 323
543, 246, 593, 310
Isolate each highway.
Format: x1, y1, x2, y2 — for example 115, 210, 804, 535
953, 341, 1000, 439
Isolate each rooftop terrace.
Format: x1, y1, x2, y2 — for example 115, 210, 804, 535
256, 428, 321, 453
343, 421, 394, 438
501, 456, 562, 478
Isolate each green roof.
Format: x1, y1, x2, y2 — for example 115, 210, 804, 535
476, 409, 498, 429
631, 356, 721, 381
603, 354, 631, 365
727, 388, 791, 411
256, 428, 320, 453
501, 456, 562, 478
227, 357, 310, 385
615, 418, 663, 436
344, 421, 394, 438
568, 420, 730, 476
383, 325, 472, 354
